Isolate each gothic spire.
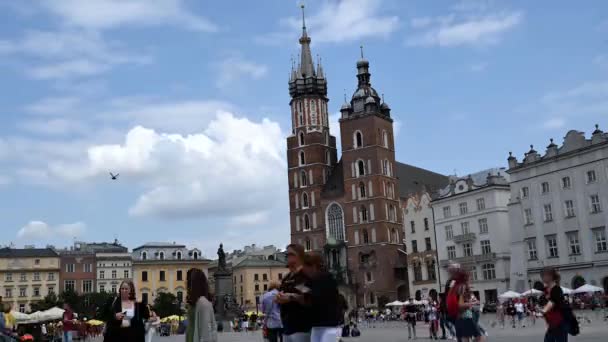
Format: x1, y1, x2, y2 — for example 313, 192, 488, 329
298, 4, 315, 78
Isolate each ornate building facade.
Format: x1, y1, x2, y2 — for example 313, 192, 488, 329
508, 126, 608, 293
286, 10, 448, 306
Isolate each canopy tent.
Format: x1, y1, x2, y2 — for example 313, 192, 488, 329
385, 301, 404, 306
572, 284, 604, 294
561, 287, 573, 295
498, 291, 521, 300
522, 289, 543, 297
10, 311, 32, 323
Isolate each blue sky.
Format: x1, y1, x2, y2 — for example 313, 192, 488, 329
0, 0, 606, 256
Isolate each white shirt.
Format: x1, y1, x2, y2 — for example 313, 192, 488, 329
122, 307, 135, 327
515, 303, 524, 313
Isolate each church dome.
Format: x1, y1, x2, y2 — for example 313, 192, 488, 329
381, 102, 390, 110
352, 86, 379, 100
356, 58, 369, 68
365, 96, 376, 104
341, 101, 352, 110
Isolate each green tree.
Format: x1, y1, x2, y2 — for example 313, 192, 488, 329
59, 288, 82, 312
30, 292, 59, 312
82, 291, 115, 319
153, 292, 182, 318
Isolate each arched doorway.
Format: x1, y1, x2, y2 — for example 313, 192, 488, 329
397, 285, 408, 301
571, 275, 586, 289
533, 281, 544, 291
603, 277, 608, 293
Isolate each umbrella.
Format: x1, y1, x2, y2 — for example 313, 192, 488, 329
385, 301, 404, 306
498, 291, 521, 300
86, 320, 105, 326
522, 289, 543, 297
561, 287, 573, 295
572, 284, 604, 294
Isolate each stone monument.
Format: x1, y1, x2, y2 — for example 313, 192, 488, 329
213, 243, 238, 330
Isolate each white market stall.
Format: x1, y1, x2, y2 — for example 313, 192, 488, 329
498, 291, 521, 301
572, 284, 604, 294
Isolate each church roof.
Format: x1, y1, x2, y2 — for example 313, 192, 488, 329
395, 162, 450, 198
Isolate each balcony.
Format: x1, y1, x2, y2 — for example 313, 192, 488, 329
453, 233, 477, 243
440, 253, 497, 267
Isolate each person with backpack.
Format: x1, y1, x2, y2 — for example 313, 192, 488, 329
541, 267, 577, 342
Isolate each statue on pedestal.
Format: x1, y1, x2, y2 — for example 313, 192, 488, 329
217, 243, 227, 273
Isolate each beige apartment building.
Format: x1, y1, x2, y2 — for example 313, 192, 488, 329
231, 257, 287, 311
0, 248, 61, 313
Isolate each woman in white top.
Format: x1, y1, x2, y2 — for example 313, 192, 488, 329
145, 305, 160, 342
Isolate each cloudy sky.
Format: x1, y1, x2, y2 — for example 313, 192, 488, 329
0, 0, 606, 256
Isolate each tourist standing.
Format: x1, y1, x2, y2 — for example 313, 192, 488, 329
404, 301, 416, 340
449, 269, 482, 342
261, 281, 283, 342
302, 253, 342, 342
62, 303, 76, 342
276, 244, 312, 342
515, 299, 525, 328
541, 268, 567, 342
185, 269, 217, 342
103, 280, 150, 342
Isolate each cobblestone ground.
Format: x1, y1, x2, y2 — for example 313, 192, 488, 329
147, 313, 608, 341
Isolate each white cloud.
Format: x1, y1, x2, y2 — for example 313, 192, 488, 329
215, 57, 269, 89
407, 8, 523, 47
17, 220, 86, 239
18, 118, 88, 136
24, 97, 81, 115
540, 81, 608, 116
0, 30, 151, 80
542, 117, 566, 130
42, 111, 287, 221
470, 62, 488, 72
259, 0, 399, 45
39, 0, 217, 32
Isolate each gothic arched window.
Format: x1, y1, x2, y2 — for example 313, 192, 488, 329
327, 204, 345, 241
382, 159, 388, 175
325, 131, 329, 145
302, 193, 309, 208
357, 160, 365, 177
193, 251, 199, 260
300, 170, 308, 186
142, 252, 147, 260
383, 130, 389, 148
355, 131, 363, 148
304, 215, 311, 231
299, 151, 305, 166
361, 206, 368, 222
359, 182, 366, 198
391, 228, 398, 243
176, 251, 182, 260
299, 132, 305, 146
326, 151, 331, 165
159, 251, 165, 260
363, 229, 370, 244
305, 238, 311, 251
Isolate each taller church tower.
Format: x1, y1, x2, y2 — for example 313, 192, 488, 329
287, 6, 337, 252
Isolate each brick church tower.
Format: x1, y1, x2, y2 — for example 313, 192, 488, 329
286, 8, 338, 252
338, 50, 403, 304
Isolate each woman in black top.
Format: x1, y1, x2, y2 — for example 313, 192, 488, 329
103, 280, 149, 342
276, 244, 312, 342
541, 268, 567, 342
302, 253, 342, 342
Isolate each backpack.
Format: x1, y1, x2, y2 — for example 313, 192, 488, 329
562, 304, 579, 336
446, 288, 459, 319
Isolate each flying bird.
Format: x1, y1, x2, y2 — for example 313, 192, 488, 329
109, 172, 119, 180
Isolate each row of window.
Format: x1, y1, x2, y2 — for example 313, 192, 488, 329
469, 264, 496, 281
297, 150, 332, 168
4, 285, 55, 299
446, 240, 492, 259
408, 237, 433, 253
412, 260, 437, 282
523, 196, 603, 225
140, 250, 199, 260
99, 270, 129, 279
443, 198, 486, 218
409, 218, 430, 233
444, 218, 489, 240
352, 130, 391, 150
520, 170, 598, 199
65, 263, 93, 273
294, 98, 328, 128
4, 272, 56, 282
297, 130, 331, 147
235, 273, 284, 285
525, 226, 607, 260
64, 280, 94, 293
98, 262, 130, 267
141, 270, 183, 282
353, 228, 400, 245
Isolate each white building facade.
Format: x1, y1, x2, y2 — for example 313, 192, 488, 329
96, 252, 133, 293
433, 169, 512, 304
508, 127, 608, 293
402, 191, 441, 299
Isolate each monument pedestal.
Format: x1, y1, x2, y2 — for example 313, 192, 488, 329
214, 272, 235, 331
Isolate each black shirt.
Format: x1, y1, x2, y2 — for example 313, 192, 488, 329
310, 272, 342, 327
279, 269, 313, 334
